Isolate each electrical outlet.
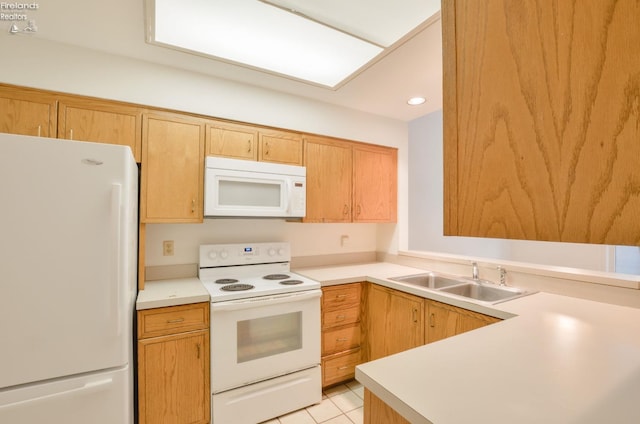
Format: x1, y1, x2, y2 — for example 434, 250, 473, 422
163, 240, 174, 256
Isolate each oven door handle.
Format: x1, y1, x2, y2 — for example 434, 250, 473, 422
211, 289, 322, 311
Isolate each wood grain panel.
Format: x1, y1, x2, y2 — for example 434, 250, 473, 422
444, 0, 640, 245
259, 130, 303, 165
303, 136, 353, 222
353, 145, 398, 222
0, 85, 57, 137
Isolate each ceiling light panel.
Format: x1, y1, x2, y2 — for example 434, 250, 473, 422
149, 0, 384, 87
262, 0, 441, 47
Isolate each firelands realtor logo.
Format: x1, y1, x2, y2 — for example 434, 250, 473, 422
1, 2, 39, 21
2, 2, 39, 34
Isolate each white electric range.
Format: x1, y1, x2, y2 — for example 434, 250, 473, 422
198, 242, 322, 424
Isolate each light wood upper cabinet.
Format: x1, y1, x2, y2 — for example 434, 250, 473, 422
57, 99, 143, 162
366, 284, 424, 362
0, 85, 57, 137
141, 113, 205, 223
258, 130, 303, 165
304, 136, 398, 223
353, 145, 397, 222
442, 1, 640, 245
303, 136, 353, 222
205, 121, 258, 161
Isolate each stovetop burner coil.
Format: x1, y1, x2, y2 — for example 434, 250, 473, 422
279, 280, 303, 285
220, 283, 255, 292
215, 278, 239, 285
263, 274, 290, 280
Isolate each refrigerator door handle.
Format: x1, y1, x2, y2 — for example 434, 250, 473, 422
0, 378, 114, 412
110, 183, 122, 336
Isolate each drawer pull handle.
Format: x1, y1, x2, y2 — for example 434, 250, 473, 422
429, 313, 435, 328
335, 294, 347, 300
336, 315, 346, 320
196, 343, 201, 359
336, 338, 348, 342
167, 318, 185, 324
338, 366, 350, 370
247, 140, 252, 153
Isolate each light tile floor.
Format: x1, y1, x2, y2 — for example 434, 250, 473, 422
260, 380, 364, 424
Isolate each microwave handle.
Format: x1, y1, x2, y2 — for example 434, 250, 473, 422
284, 179, 292, 214
211, 289, 322, 312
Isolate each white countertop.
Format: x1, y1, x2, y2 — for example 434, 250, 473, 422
136, 278, 209, 310
296, 262, 640, 424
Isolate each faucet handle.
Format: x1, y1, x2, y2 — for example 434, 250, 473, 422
497, 266, 507, 286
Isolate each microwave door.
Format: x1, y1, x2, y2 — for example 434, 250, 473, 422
207, 172, 288, 217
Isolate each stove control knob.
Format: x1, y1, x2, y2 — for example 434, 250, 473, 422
277, 248, 285, 256
220, 250, 229, 259
268, 248, 276, 256
208, 251, 217, 260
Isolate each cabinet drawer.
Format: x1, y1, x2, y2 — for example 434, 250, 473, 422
322, 324, 361, 356
323, 305, 360, 329
322, 349, 361, 387
322, 284, 362, 311
138, 302, 209, 339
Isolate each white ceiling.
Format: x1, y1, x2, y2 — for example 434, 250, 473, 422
10, 0, 442, 122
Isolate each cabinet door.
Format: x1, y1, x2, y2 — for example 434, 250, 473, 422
303, 136, 352, 222
353, 146, 397, 222
141, 113, 205, 223
425, 300, 500, 344
0, 85, 56, 137
258, 130, 303, 165
138, 330, 210, 424
205, 121, 258, 161
366, 284, 424, 361
442, 1, 640, 245
58, 99, 143, 162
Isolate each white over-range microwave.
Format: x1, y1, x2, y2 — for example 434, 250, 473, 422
204, 157, 306, 218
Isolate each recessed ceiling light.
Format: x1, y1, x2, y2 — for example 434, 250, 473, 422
407, 97, 426, 106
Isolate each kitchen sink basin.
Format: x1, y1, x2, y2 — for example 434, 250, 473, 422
439, 283, 528, 303
389, 273, 466, 289
389, 272, 534, 304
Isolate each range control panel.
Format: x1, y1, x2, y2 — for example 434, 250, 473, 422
199, 242, 291, 268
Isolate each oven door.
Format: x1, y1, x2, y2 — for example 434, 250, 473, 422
210, 289, 321, 393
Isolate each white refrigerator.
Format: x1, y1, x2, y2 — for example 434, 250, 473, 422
0, 133, 138, 423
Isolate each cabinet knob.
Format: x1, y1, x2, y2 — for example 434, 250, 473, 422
191, 199, 195, 213
265, 142, 270, 156
343, 204, 349, 215
247, 140, 252, 153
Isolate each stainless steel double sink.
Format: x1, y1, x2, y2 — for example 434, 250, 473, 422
388, 273, 534, 304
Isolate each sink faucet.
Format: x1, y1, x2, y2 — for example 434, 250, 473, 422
471, 262, 479, 281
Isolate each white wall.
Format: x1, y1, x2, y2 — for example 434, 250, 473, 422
0, 37, 408, 265
407, 110, 634, 273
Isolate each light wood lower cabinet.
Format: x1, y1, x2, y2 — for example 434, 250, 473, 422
364, 389, 410, 424
366, 284, 424, 362
425, 299, 501, 343
321, 283, 363, 387
363, 290, 501, 424
137, 302, 210, 424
